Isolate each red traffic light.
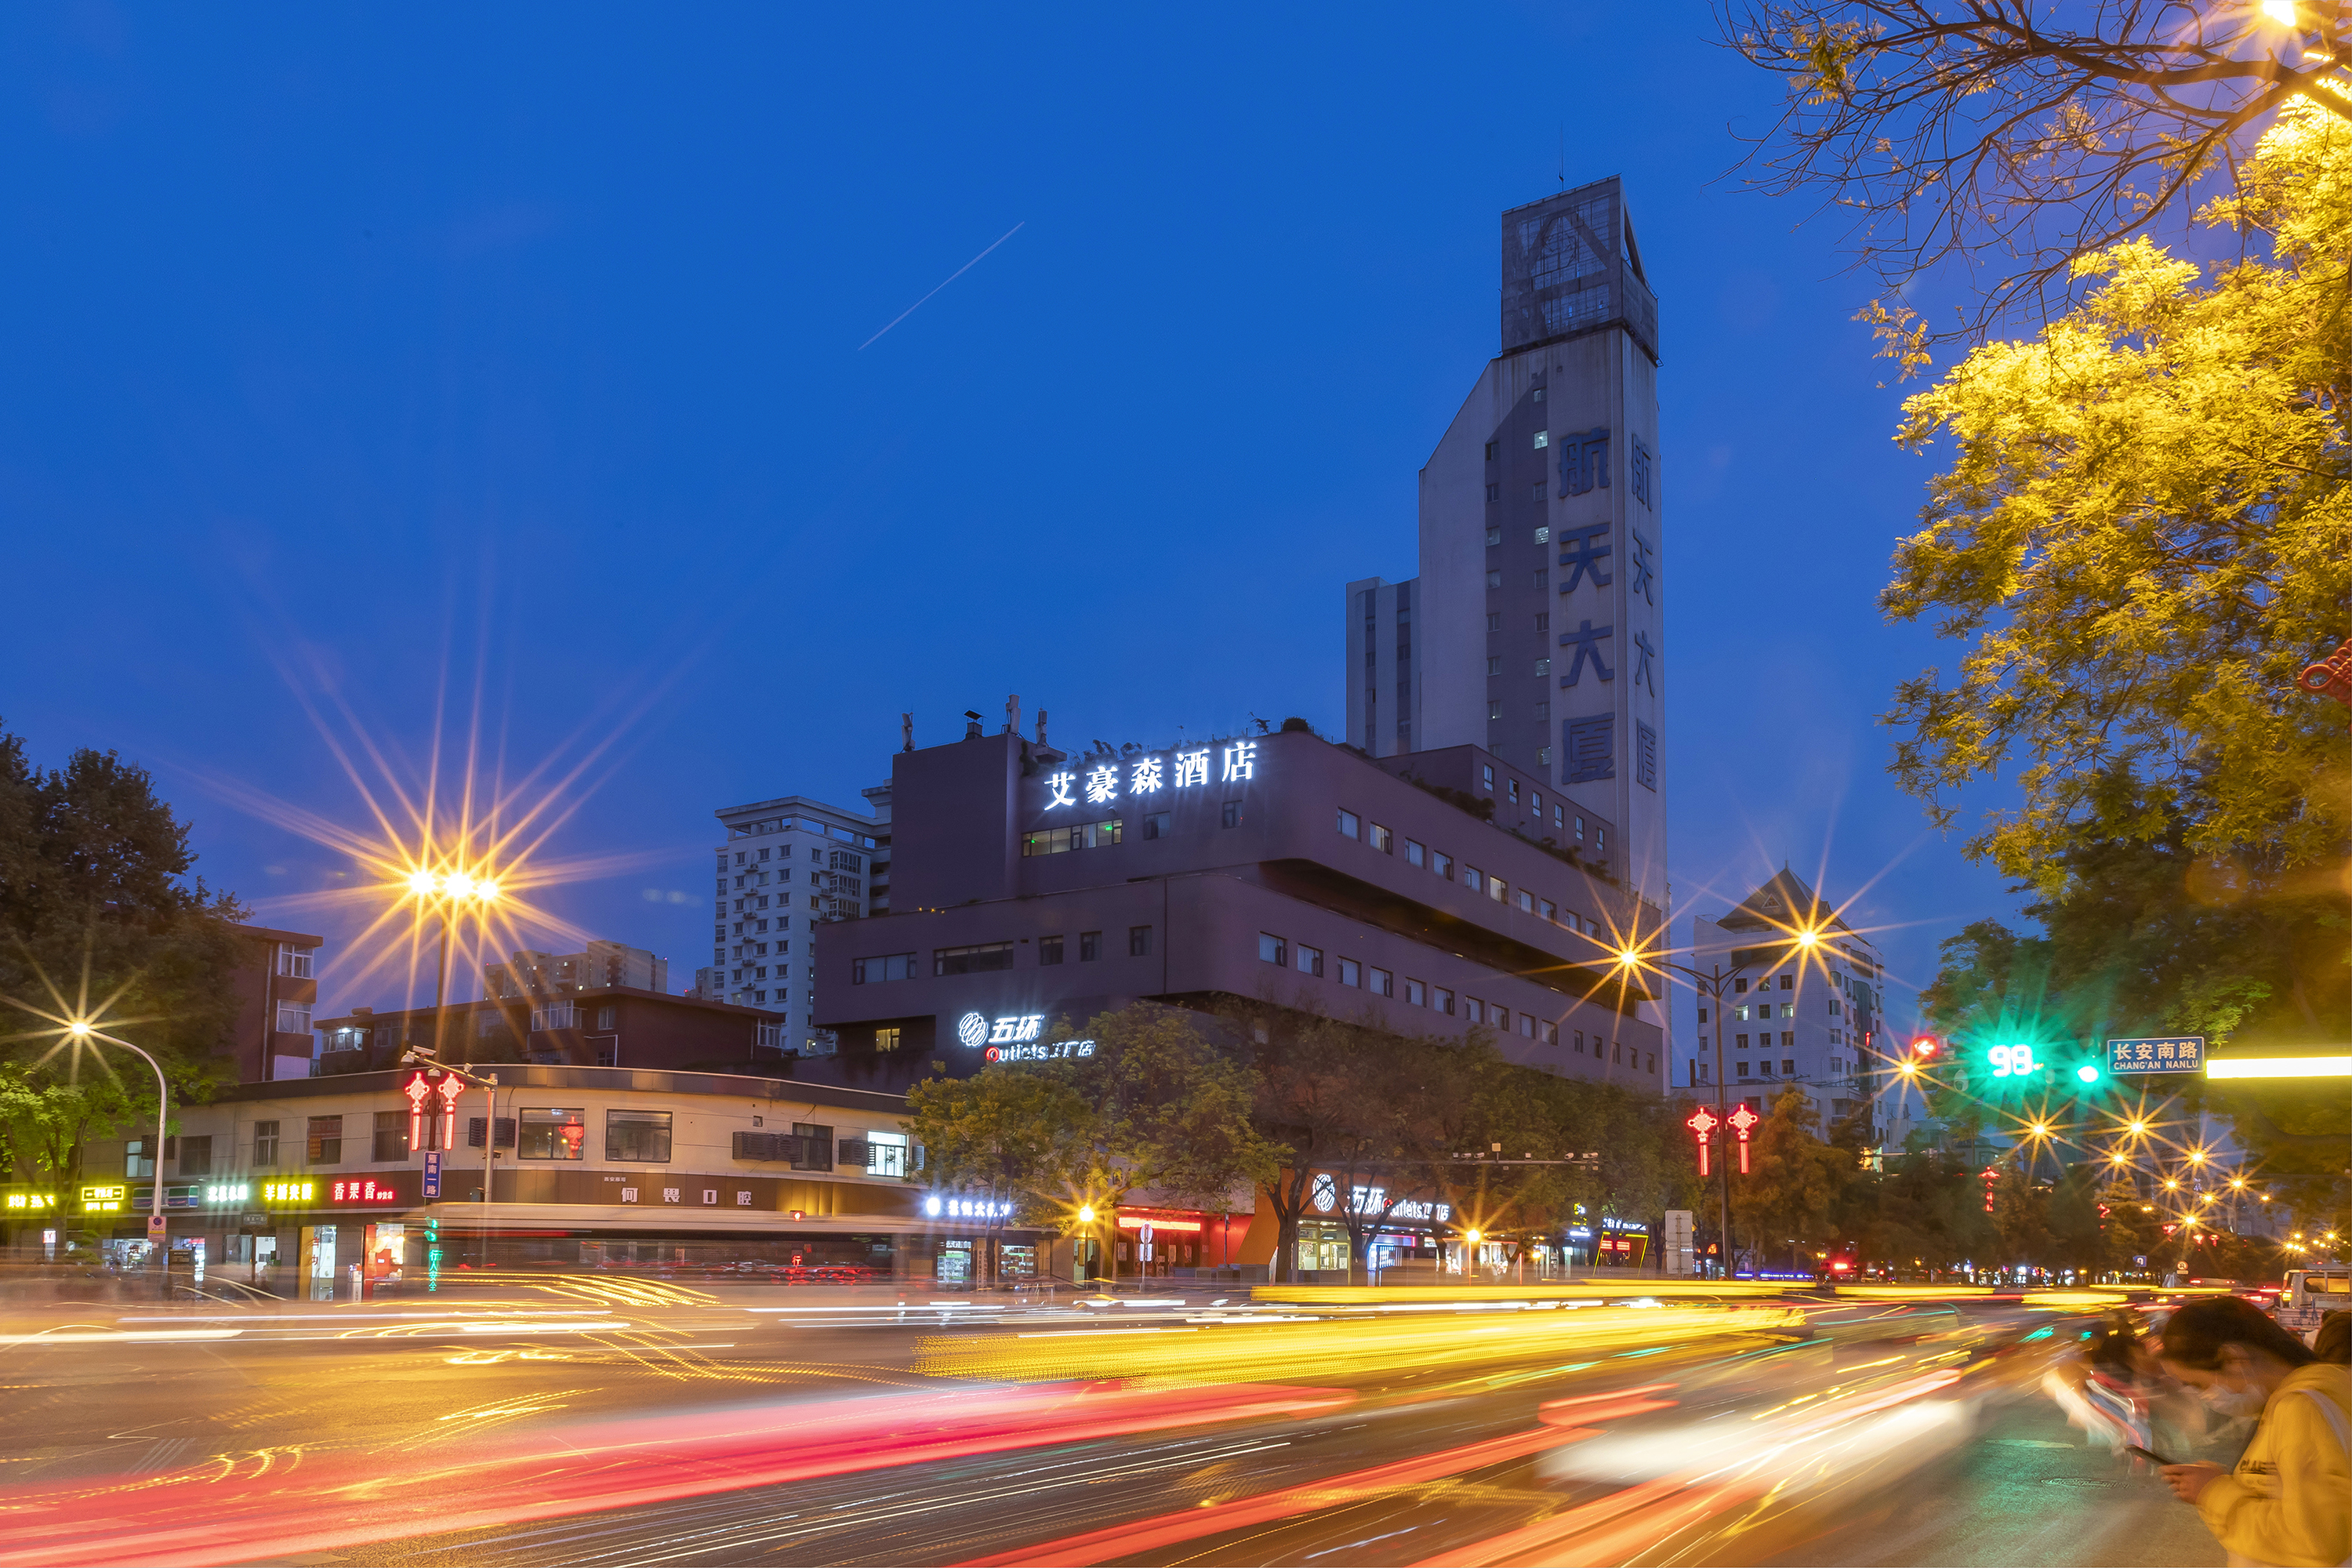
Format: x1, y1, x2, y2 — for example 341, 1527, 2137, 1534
1910, 1034, 1943, 1059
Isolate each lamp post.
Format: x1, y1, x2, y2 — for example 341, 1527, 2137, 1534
1608, 925, 1825, 1280
405, 867, 500, 1059
68, 1019, 171, 1289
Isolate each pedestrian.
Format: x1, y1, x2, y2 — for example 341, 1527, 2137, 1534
2155, 1295, 2351, 1567
2314, 1312, 2349, 1367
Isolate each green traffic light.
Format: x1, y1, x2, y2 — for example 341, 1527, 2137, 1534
2075, 1064, 2100, 1083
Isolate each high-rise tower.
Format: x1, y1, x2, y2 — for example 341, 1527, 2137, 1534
1348, 176, 1665, 946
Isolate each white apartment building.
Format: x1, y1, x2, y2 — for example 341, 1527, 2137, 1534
697, 793, 886, 1055
1683, 870, 1922, 1149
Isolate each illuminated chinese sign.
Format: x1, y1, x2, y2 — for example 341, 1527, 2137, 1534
924, 1196, 1015, 1219
4, 1191, 59, 1212
1042, 740, 1261, 811
262, 1181, 316, 1203
202, 1183, 252, 1205
81, 1184, 126, 1213
988, 1039, 1095, 1064
330, 1179, 402, 1205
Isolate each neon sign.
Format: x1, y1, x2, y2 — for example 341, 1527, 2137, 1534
988, 1039, 1095, 1063
924, 1196, 1014, 1219
331, 1179, 402, 1204
1117, 1214, 1203, 1232
4, 1191, 58, 1211
203, 1183, 252, 1205
262, 1181, 316, 1203
1042, 740, 1261, 811
81, 1184, 125, 1213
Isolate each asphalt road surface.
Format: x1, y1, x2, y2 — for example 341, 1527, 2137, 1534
0, 1280, 2237, 1567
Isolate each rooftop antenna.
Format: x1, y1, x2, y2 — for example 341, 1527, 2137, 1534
1559, 123, 1565, 187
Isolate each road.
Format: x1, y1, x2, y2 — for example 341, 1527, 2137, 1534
0, 1278, 2234, 1567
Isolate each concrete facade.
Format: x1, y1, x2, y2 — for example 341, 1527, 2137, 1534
1347, 176, 1668, 1048
815, 726, 1664, 1085
698, 793, 885, 1054
223, 922, 324, 1084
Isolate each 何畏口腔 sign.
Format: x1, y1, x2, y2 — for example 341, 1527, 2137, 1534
2107, 1036, 2205, 1074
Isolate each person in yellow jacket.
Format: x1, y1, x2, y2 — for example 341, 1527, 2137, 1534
2156, 1295, 2352, 1568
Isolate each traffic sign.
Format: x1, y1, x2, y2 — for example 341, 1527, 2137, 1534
146, 1214, 166, 1240
2107, 1036, 2205, 1074
423, 1151, 442, 1200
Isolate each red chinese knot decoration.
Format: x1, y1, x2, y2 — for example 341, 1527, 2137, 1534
2298, 635, 2352, 728
1686, 1106, 1719, 1176
1727, 1103, 1762, 1174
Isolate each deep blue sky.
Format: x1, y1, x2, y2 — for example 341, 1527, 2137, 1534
0, 3, 2020, 1034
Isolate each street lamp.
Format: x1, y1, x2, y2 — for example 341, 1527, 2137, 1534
402, 862, 502, 1061
71, 1018, 171, 1286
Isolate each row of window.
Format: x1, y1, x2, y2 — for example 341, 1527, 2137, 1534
1253, 931, 1656, 1072
851, 927, 1156, 984
141, 1110, 908, 1175
1334, 809, 1602, 934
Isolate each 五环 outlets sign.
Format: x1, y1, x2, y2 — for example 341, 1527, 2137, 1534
954, 1011, 1097, 1065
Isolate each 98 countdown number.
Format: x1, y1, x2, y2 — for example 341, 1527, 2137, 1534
1988, 1044, 2039, 1078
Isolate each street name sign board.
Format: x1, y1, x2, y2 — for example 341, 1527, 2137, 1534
2107, 1036, 2205, 1074
423, 1151, 442, 1200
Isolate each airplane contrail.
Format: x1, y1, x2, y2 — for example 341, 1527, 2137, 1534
858, 222, 1026, 350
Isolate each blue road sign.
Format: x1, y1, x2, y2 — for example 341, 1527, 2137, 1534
423, 1150, 442, 1200
2107, 1036, 2205, 1074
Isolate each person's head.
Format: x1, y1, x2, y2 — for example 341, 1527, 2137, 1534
2314, 1310, 2351, 1367
2158, 1296, 2318, 1415
2086, 1314, 2158, 1377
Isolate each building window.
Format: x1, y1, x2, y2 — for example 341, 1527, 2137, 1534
1783, 1058, 1797, 1076
1508, 779, 1519, 803
1370, 967, 1393, 997
1336, 808, 1359, 838
1484, 441, 1497, 460
863, 1131, 909, 1178
1531, 481, 1545, 501
1737, 1033, 1750, 1049
1516, 890, 1534, 913
1482, 764, 1495, 789
1486, 570, 1503, 589
1464, 997, 1485, 1024
1780, 974, 1795, 990
875, 1027, 902, 1053
1336, 958, 1361, 987
1531, 568, 1548, 589
1484, 522, 1501, 543
1435, 987, 1455, 1015
1761, 1059, 1775, 1076
1488, 700, 1503, 720
1221, 800, 1241, 828
934, 942, 1014, 977
1486, 612, 1502, 631
307, 1116, 343, 1165
1369, 823, 1392, 853
1296, 943, 1324, 978
1404, 839, 1425, 867
1405, 978, 1425, 1005
1541, 1021, 1558, 1046
252, 1120, 280, 1168
1022, 819, 1122, 855
1486, 656, 1502, 676
1128, 925, 1152, 957
1142, 811, 1171, 840
791, 1123, 834, 1171
372, 1112, 408, 1163
276, 944, 315, 978
1433, 851, 1453, 880
1259, 933, 1288, 967
1039, 935, 1065, 965
275, 1000, 312, 1034
1465, 866, 1483, 892
1783, 1031, 1796, 1047
1535, 526, 1550, 543
608, 1109, 673, 1163
521, 1109, 587, 1160
1486, 482, 1500, 501
852, 953, 916, 983
1734, 978, 1749, 993
596, 1005, 615, 1030
1519, 1013, 1535, 1039
1490, 877, 1508, 903
178, 1134, 212, 1177
1533, 430, 1549, 448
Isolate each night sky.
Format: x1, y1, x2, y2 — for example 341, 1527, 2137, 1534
0, 4, 2020, 1040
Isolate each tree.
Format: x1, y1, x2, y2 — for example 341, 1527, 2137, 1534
1737, 1087, 1856, 1272
909, 1005, 1278, 1285
1718, 0, 2352, 344
1838, 1148, 1997, 1278
0, 723, 249, 1195
1880, 103, 2351, 893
